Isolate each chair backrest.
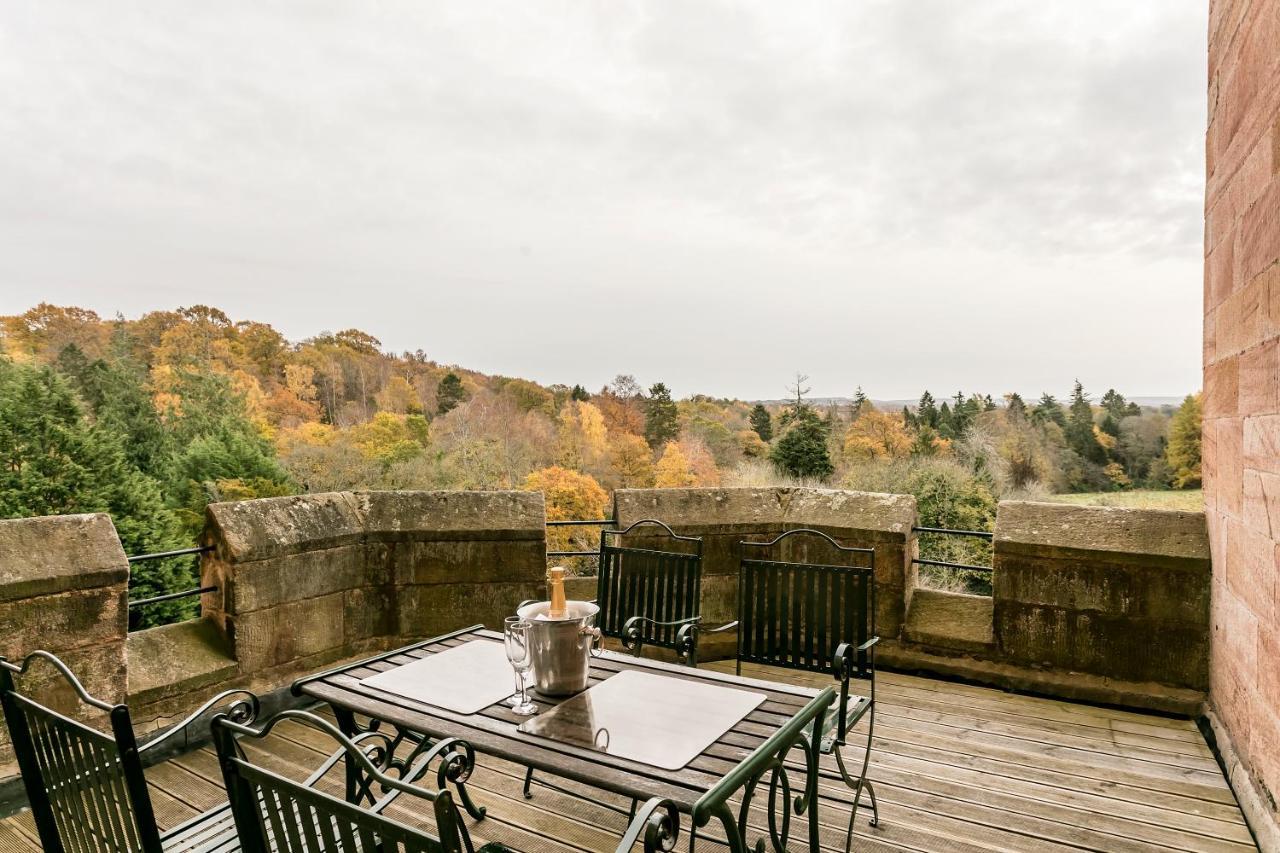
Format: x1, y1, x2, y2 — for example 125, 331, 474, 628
212, 709, 467, 853
736, 529, 875, 678
0, 652, 162, 853
595, 519, 704, 650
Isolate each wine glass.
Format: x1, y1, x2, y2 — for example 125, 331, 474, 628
504, 617, 537, 716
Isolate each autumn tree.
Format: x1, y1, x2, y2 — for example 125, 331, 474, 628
436, 372, 467, 415
1166, 394, 1202, 488
749, 404, 773, 442
644, 382, 679, 448
608, 433, 655, 487
654, 441, 698, 487
526, 466, 611, 568
843, 408, 912, 461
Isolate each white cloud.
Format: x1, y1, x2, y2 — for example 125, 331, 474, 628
0, 0, 1206, 399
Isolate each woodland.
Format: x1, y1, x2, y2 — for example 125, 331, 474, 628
0, 304, 1201, 623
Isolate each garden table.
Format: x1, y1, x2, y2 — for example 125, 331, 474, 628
292, 624, 834, 852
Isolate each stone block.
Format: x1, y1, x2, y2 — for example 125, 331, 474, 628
206, 492, 364, 563
903, 589, 994, 654
126, 618, 237, 707
0, 513, 127, 601
993, 502, 1210, 690
227, 545, 383, 613
994, 501, 1210, 566
344, 585, 396, 644
0, 586, 127, 656
1245, 414, 1280, 475
397, 582, 542, 639
391, 539, 545, 585
1239, 339, 1279, 415
353, 490, 545, 541
227, 593, 346, 671
1204, 355, 1240, 418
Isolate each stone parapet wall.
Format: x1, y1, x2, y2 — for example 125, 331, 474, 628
613, 487, 917, 640
992, 502, 1211, 691
203, 490, 546, 673
0, 514, 130, 772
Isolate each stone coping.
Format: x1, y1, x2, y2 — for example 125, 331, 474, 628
994, 501, 1211, 568
0, 513, 128, 602
614, 487, 916, 535
206, 490, 546, 563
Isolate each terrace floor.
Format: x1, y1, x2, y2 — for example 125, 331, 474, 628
0, 663, 1256, 852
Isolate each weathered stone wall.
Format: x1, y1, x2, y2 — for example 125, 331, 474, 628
203, 490, 546, 675
1204, 1, 1280, 846
993, 502, 1211, 690
613, 487, 917, 649
0, 514, 129, 771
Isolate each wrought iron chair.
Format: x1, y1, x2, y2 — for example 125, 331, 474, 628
211, 708, 510, 853
0, 649, 260, 853
698, 528, 880, 853
596, 518, 705, 664
522, 518, 703, 803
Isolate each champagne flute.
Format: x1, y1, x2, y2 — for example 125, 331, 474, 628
504, 617, 537, 716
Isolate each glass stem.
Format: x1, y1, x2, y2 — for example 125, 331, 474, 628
520, 670, 529, 706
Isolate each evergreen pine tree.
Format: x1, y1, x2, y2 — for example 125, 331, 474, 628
1066, 380, 1107, 464
769, 406, 833, 479
569, 384, 590, 402
644, 382, 679, 448
749, 403, 773, 442
1006, 393, 1027, 420
937, 401, 955, 439
902, 405, 917, 429
917, 391, 938, 428
1032, 393, 1066, 427
436, 372, 467, 415
0, 360, 190, 626
851, 386, 868, 419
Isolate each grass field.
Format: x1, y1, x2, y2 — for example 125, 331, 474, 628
1048, 489, 1203, 511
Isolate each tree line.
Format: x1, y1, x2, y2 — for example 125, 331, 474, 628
0, 303, 1201, 618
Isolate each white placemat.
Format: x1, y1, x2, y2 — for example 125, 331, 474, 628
359, 640, 515, 715
518, 669, 767, 771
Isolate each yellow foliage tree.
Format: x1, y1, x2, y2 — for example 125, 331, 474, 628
557, 401, 608, 470
654, 442, 697, 487
525, 466, 611, 566
375, 375, 420, 414
348, 412, 426, 465
608, 433, 655, 487
843, 410, 912, 461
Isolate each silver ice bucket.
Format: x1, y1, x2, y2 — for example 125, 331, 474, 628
516, 600, 601, 696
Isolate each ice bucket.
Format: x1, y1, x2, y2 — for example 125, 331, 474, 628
516, 600, 601, 696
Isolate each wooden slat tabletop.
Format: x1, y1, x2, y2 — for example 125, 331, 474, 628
294, 625, 821, 810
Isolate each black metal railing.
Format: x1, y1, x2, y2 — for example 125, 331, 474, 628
545, 519, 613, 558
911, 526, 993, 594
126, 545, 217, 613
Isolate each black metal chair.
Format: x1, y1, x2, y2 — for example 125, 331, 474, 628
211, 709, 510, 853
0, 650, 259, 853
596, 518, 705, 664
521, 519, 703, 805
700, 528, 880, 853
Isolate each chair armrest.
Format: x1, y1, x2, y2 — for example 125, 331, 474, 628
701, 620, 739, 634
623, 614, 701, 631
857, 636, 880, 652
616, 798, 680, 853
138, 689, 260, 755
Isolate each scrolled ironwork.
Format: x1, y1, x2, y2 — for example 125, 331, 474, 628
691, 688, 833, 853
616, 797, 680, 853
138, 687, 260, 754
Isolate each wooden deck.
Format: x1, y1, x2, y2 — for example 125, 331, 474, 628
0, 663, 1257, 852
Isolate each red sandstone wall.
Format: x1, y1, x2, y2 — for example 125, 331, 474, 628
1205, 0, 1280, 842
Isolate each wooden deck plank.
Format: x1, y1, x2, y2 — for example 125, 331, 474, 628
0, 660, 1256, 852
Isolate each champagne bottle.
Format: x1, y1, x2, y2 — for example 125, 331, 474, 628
547, 566, 567, 618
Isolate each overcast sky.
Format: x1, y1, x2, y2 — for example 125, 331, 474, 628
0, 1, 1206, 401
